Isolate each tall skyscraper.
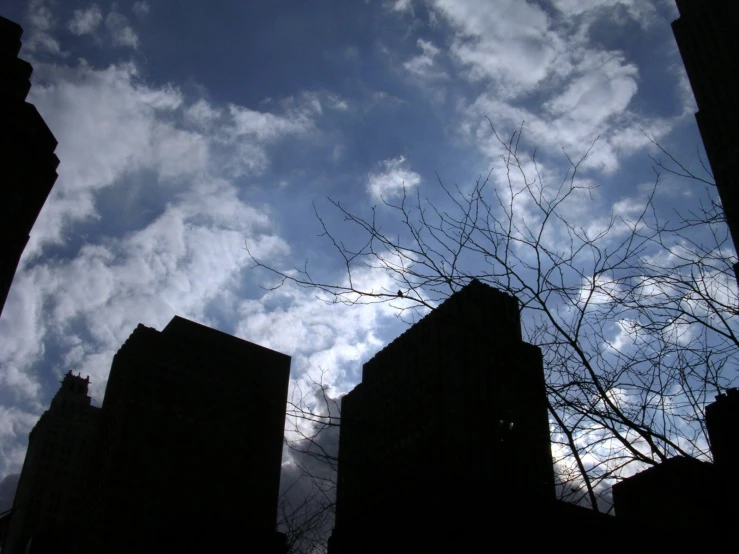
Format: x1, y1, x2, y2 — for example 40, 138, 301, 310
328, 280, 556, 553
672, 1, 739, 278
0, 16, 60, 317
86, 316, 291, 553
3, 317, 292, 553
3, 373, 100, 554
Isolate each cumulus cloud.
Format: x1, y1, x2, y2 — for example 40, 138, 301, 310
68, 4, 103, 36
421, 0, 682, 179
391, 0, 414, 13
3, 53, 329, 390
2, 178, 290, 402
367, 156, 422, 200
403, 39, 446, 79
430, 0, 565, 98
552, 0, 658, 28
25, 0, 65, 55
0, 408, 39, 475
0, 49, 340, 479
227, 105, 312, 142
105, 12, 139, 48
0, 16, 411, 482
185, 99, 222, 128
544, 51, 638, 126
578, 275, 622, 305
24, 60, 323, 256
132, 1, 151, 17
327, 94, 349, 111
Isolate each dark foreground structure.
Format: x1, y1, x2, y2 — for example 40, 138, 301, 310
3, 317, 291, 554
672, 0, 739, 280
613, 390, 738, 552
328, 281, 615, 553
328, 281, 738, 553
0, 16, 60, 318
2, 373, 99, 553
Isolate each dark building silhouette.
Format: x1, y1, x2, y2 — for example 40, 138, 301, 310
672, 1, 739, 280
0, 16, 59, 317
2, 317, 291, 553
329, 281, 576, 553
3, 372, 100, 554
0, 509, 11, 548
613, 456, 718, 526
613, 389, 739, 551
705, 388, 739, 472
86, 316, 291, 553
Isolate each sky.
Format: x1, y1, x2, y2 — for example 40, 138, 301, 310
0, 0, 710, 515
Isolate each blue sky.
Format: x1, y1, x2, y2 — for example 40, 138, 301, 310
0, 0, 712, 508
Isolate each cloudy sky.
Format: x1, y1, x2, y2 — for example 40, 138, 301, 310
0, 0, 707, 510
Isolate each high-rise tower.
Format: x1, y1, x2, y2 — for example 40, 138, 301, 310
87, 316, 291, 553
328, 280, 555, 553
0, 16, 60, 317
672, 0, 739, 279
3, 373, 100, 554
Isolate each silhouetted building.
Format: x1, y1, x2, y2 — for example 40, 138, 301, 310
613, 456, 718, 525
0, 16, 59, 317
706, 388, 739, 472
329, 281, 560, 553
613, 390, 739, 551
672, 1, 739, 279
0, 509, 11, 549
86, 316, 290, 553
3, 372, 100, 554
613, 457, 728, 550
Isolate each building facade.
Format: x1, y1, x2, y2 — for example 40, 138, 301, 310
329, 280, 557, 553
3, 317, 291, 553
0, 16, 60, 317
3, 373, 100, 554
86, 316, 291, 553
613, 389, 739, 551
705, 388, 739, 473
672, 0, 739, 279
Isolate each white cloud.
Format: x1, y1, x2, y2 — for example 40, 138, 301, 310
0, 52, 336, 480
105, 12, 139, 48
132, 1, 151, 17
544, 51, 638, 127
431, 0, 565, 98
327, 94, 349, 111
552, 0, 658, 28
25, 0, 65, 55
185, 99, 222, 128
24, 60, 322, 256
366, 156, 422, 201
403, 39, 446, 79
578, 275, 622, 305
422, 0, 681, 178
2, 176, 291, 400
236, 266, 411, 396
463, 78, 670, 175
68, 5, 103, 36
0, 409, 38, 474
391, 0, 414, 13
226, 104, 312, 142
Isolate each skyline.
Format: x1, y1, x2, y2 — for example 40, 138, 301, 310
0, 0, 721, 518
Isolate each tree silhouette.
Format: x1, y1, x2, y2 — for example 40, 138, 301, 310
252, 121, 738, 551
278, 369, 340, 554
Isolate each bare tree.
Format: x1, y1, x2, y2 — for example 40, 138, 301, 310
252, 121, 738, 546
278, 370, 340, 554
